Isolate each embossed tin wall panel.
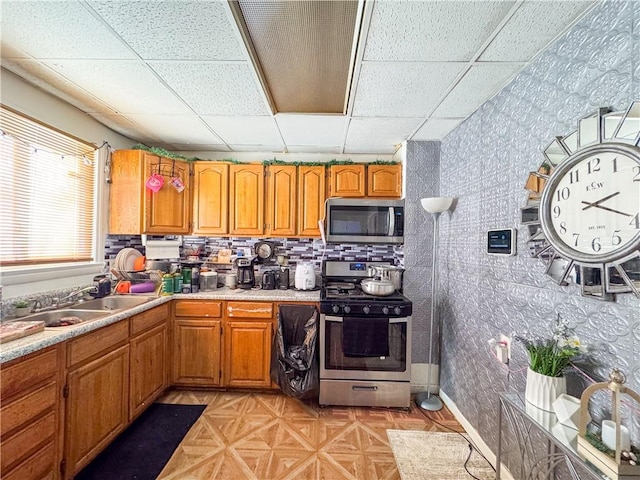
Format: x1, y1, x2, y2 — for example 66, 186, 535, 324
410, 0, 639, 471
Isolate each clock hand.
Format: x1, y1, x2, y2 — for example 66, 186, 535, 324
581, 191, 620, 211
580, 201, 632, 217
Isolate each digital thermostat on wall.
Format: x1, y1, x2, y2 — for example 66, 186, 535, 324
487, 228, 517, 256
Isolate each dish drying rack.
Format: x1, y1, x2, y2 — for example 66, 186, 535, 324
111, 269, 164, 295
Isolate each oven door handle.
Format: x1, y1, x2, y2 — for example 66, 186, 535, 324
352, 385, 378, 391
324, 315, 409, 324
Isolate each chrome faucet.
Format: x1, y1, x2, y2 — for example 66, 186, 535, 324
55, 286, 97, 308
29, 298, 43, 313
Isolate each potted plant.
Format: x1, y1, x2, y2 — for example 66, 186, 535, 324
12, 300, 31, 318
516, 313, 588, 411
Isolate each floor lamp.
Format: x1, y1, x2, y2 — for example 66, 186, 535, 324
415, 196, 454, 412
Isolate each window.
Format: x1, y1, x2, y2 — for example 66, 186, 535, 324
0, 105, 97, 267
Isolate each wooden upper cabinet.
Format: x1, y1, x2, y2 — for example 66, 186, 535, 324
192, 162, 229, 235
109, 150, 192, 234
367, 164, 402, 197
298, 166, 326, 237
266, 165, 297, 237
229, 164, 264, 235
329, 164, 366, 197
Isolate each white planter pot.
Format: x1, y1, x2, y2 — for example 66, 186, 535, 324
14, 307, 30, 318
525, 367, 566, 412
552, 393, 588, 430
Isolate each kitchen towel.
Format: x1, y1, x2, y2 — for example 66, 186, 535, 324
342, 317, 389, 357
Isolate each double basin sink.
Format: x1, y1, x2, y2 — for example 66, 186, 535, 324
22, 296, 155, 328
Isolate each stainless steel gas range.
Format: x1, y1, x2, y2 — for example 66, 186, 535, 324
319, 260, 412, 409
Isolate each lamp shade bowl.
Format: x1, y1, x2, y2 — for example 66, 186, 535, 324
421, 197, 454, 214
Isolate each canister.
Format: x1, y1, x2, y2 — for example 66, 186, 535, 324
200, 271, 218, 291
173, 272, 183, 293
161, 274, 174, 296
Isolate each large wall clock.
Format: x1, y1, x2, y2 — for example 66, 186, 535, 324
521, 101, 640, 301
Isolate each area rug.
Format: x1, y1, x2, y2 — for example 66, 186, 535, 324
75, 403, 206, 480
387, 430, 496, 480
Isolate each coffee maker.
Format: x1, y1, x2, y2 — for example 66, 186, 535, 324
236, 257, 255, 289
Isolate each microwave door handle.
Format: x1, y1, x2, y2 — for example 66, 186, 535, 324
388, 207, 395, 236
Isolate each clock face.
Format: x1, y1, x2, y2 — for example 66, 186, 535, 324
255, 241, 275, 261
544, 148, 640, 260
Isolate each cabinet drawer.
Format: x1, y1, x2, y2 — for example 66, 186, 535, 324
68, 320, 129, 368
175, 301, 223, 318
130, 303, 170, 336
0, 382, 56, 438
0, 348, 57, 402
2, 439, 55, 480
1, 410, 55, 473
226, 302, 273, 318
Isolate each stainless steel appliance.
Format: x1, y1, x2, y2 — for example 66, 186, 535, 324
319, 260, 412, 408
262, 270, 276, 290
325, 198, 404, 244
236, 257, 255, 289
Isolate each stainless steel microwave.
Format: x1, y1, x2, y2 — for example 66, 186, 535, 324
325, 198, 404, 244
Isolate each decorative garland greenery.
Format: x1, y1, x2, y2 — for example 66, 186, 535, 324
132, 144, 398, 167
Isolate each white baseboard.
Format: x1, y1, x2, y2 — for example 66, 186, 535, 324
439, 390, 515, 480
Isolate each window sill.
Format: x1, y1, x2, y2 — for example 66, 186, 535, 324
1, 263, 104, 298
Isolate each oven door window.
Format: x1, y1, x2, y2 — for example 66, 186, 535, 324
324, 317, 407, 371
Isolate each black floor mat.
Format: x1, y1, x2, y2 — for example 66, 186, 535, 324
75, 403, 206, 480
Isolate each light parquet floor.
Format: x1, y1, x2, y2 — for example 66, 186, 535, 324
156, 389, 464, 480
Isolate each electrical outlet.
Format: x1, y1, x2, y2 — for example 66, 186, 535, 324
500, 334, 512, 361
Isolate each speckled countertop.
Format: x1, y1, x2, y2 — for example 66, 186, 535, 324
0, 288, 320, 364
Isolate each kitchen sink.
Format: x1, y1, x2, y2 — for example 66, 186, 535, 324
25, 309, 111, 327
71, 296, 155, 311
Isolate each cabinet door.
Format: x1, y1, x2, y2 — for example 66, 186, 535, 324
229, 164, 264, 235
266, 165, 296, 237
297, 166, 326, 237
192, 162, 229, 235
129, 323, 167, 420
66, 345, 129, 476
329, 165, 365, 197
223, 320, 272, 388
367, 164, 402, 197
173, 319, 221, 386
143, 155, 191, 234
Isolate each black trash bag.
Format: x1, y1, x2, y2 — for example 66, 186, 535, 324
270, 304, 319, 399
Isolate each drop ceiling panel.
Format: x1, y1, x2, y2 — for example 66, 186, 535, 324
1, 1, 135, 60
344, 144, 397, 154
202, 116, 282, 146
275, 115, 348, 146
150, 62, 269, 116
346, 117, 421, 147
363, 0, 516, 62
87, 1, 245, 61
352, 62, 467, 117
432, 63, 525, 117
227, 144, 284, 152
166, 144, 231, 152
412, 118, 465, 141
286, 145, 343, 154
125, 114, 225, 145
480, 1, 596, 62
40, 60, 192, 115
90, 113, 161, 144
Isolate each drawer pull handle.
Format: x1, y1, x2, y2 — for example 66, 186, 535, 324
352, 385, 378, 391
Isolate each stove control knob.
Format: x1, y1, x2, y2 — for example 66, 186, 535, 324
343, 305, 351, 314
382, 306, 390, 315
332, 305, 340, 314
394, 306, 402, 316
362, 305, 370, 314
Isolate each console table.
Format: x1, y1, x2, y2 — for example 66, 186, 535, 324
497, 392, 606, 479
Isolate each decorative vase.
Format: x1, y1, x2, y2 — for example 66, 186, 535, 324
525, 367, 566, 412
14, 307, 30, 318
552, 393, 589, 430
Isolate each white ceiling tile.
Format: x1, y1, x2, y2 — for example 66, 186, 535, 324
163, 144, 231, 153
352, 62, 467, 117
286, 145, 343, 154
124, 114, 225, 145
40, 60, 192, 115
364, 0, 516, 62
228, 144, 286, 153
202, 116, 282, 146
87, 1, 245, 61
412, 118, 465, 141
343, 145, 398, 155
90, 113, 161, 144
480, 1, 596, 62
432, 63, 524, 117
346, 117, 422, 147
275, 115, 348, 146
0, 1, 135, 59
150, 62, 269, 116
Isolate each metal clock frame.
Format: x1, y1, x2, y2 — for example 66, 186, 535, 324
522, 101, 640, 301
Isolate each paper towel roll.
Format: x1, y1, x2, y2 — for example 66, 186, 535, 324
144, 239, 180, 259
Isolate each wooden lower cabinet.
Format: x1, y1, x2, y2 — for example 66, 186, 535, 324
173, 301, 223, 386
0, 347, 61, 480
224, 301, 274, 388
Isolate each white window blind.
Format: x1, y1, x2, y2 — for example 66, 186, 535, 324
0, 105, 97, 266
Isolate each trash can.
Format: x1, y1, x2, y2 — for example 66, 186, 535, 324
271, 304, 319, 399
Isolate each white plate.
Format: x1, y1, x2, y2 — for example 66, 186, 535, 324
115, 248, 142, 272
